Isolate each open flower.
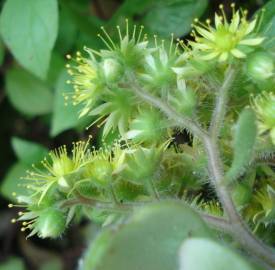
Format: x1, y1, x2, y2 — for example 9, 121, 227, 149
126, 108, 169, 144
251, 92, 275, 144
189, 4, 265, 62
65, 51, 103, 118
24, 139, 91, 203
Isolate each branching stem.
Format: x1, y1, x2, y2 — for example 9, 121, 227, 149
62, 194, 231, 233
124, 70, 275, 269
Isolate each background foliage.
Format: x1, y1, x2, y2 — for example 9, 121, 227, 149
0, 0, 272, 269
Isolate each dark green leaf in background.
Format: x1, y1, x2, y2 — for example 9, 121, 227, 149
0, 38, 4, 66
141, 0, 208, 37
1, 162, 30, 201
1, 138, 48, 201
0, 0, 58, 79
11, 137, 48, 165
51, 70, 83, 137
46, 52, 65, 87
0, 257, 25, 270
55, 6, 78, 55
258, 0, 275, 49
6, 67, 53, 116
114, 0, 208, 37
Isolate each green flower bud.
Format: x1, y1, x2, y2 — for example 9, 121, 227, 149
102, 58, 123, 82
36, 208, 66, 238
123, 146, 163, 185
251, 92, 275, 143
52, 155, 74, 177
84, 158, 113, 187
140, 48, 176, 91
127, 109, 168, 144
169, 79, 197, 116
246, 52, 274, 80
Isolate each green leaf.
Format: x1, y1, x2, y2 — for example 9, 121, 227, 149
0, 162, 30, 201
179, 238, 253, 270
0, 0, 58, 79
81, 201, 211, 270
225, 109, 257, 183
114, 0, 208, 37
46, 52, 65, 87
50, 70, 82, 136
258, 0, 275, 49
6, 67, 53, 116
142, 0, 208, 37
0, 38, 5, 66
0, 257, 25, 270
11, 137, 48, 165
39, 259, 62, 270
55, 6, 78, 54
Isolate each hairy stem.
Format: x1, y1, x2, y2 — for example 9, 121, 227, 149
125, 71, 275, 268
209, 67, 236, 140
125, 73, 207, 140
203, 136, 275, 268
62, 194, 232, 233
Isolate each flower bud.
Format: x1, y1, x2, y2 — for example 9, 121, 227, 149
84, 158, 113, 187
36, 208, 66, 238
52, 155, 74, 177
169, 81, 197, 116
126, 109, 168, 144
246, 52, 274, 80
251, 92, 275, 144
123, 147, 162, 185
102, 58, 123, 82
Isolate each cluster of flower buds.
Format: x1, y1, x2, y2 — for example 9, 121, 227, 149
11, 138, 204, 238
10, 3, 275, 238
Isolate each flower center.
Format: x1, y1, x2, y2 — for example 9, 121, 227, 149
215, 28, 236, 52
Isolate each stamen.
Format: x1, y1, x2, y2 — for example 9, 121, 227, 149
137, 25, 144, 43
154, 35, 158, 48
125, 19, 129, 37
169, 33, 174, 55
97, 33, 113, 50
116, 25, 123, 41
100, 26, 116, 49
132, 24, 137, 40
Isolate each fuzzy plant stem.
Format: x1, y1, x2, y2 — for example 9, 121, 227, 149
127, 71, 275, 269
62, 194, 231, 232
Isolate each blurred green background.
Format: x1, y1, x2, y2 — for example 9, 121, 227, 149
0, 0, 271, 269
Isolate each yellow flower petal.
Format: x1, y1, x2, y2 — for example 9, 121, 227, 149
239, 37, 265, 46
194, 26, 215, 41
231, 49, 246, 58
218, 52, 229, 62
199, 51, 220, 60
